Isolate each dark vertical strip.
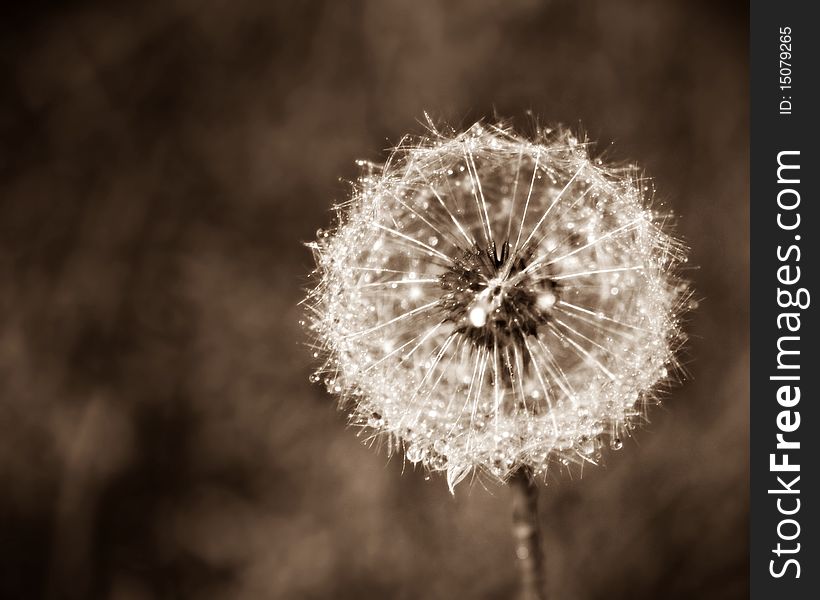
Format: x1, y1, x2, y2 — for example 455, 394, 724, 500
751, 1, 818, 597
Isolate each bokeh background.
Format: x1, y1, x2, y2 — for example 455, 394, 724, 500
0, 1, 748, 598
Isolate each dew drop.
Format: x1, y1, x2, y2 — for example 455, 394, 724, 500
469, 305, 488, 327
429, 453, 447, 470
368, 412, 384, 428
406, 444, 427, 463
537, 291, 557, 310
578, 436, 596, 455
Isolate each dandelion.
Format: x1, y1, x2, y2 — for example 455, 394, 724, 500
306, 120, 687, 480
303, 120, 689, 596
307, 123, 689, 597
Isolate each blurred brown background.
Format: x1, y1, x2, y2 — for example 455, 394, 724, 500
0, 1, 748, 598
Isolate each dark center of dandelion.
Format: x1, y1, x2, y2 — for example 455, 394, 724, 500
439, 240, 560, 351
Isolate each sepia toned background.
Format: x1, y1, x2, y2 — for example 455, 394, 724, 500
0, 1, 748, 598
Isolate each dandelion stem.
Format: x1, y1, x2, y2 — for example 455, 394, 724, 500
510, 466, 546, 600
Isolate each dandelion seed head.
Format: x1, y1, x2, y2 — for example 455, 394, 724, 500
305, 122, 690, 491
